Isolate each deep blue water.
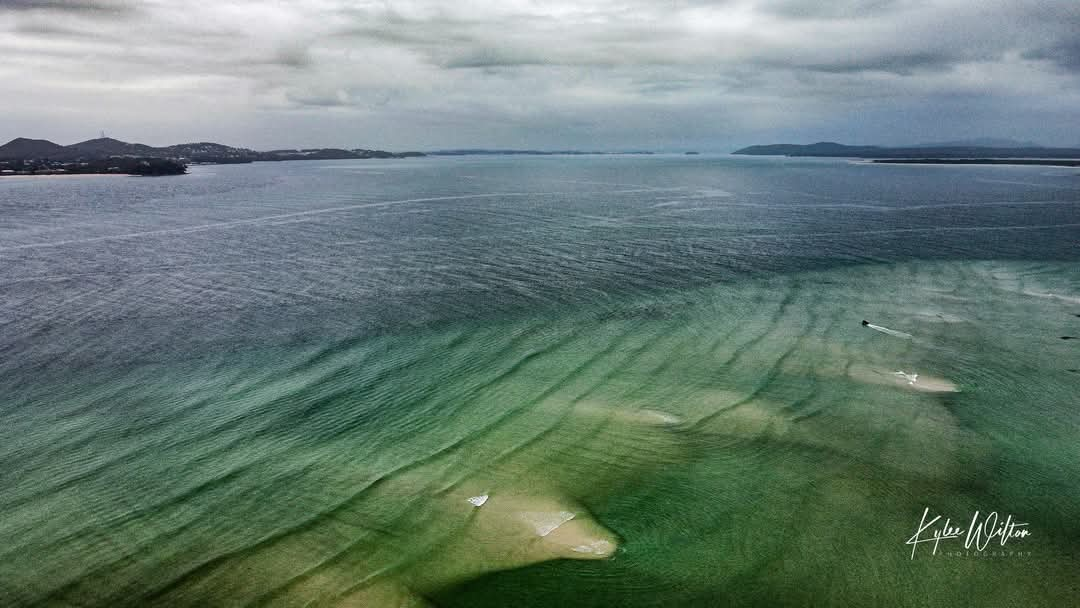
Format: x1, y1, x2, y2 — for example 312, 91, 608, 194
1, 156, 1078, 607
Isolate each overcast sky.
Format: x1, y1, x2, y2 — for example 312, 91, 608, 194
2, 0, 1079, 150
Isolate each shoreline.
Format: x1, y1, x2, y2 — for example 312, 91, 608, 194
0, 172, 178, 179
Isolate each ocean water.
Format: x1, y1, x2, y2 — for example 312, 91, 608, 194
1, 156, 1078, 607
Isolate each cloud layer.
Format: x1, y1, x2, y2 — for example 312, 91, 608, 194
2, 0, 1078, 149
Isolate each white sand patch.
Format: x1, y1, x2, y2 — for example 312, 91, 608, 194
519, 510, 576, 537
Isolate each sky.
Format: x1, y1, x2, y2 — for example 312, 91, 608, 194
1, 0, 1079, 151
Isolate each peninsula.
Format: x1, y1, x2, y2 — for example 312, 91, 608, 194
0, 137, 426, 177
872, 158, 1080, 167
732, 141, 1080, 167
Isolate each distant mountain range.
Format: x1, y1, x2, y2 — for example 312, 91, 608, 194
0, 137, 425, 163
732, 141, 1080, 159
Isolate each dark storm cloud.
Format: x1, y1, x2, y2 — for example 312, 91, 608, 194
1025, 39, 1080, 72
13, 19, 103, 38
0, 0, 130, 14
0, 0, 1078, 149
788, 51, 973, 76
272, 42, 314, 69
1019, 3, 1080, 74
442, 48, 550, 70
759, 0, 902, 19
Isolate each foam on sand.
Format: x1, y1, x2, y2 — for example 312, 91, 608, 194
847, 364, 959, 392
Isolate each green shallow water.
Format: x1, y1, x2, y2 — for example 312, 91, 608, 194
5, 261, 1078, 607
1, 157, 1079, 606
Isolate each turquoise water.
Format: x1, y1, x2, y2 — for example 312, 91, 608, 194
1, 156, 1078, 606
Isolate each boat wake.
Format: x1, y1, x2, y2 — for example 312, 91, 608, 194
862, 320, 913, 339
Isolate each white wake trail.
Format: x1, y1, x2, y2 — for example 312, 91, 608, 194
865, 322, 913, 339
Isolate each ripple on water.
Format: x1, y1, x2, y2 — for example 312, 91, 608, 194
2, 261, 1079, 607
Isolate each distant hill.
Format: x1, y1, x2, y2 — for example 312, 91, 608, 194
0, 137, 67, 160
64, 137, 158, 158
733, 142, 1080, 159
63, 138, 259, 163
162, 142, 260, 164
733, 142, 883, 157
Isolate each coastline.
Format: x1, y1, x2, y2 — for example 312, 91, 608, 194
872, 158, 1080, 167
0, 173, 142, 179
